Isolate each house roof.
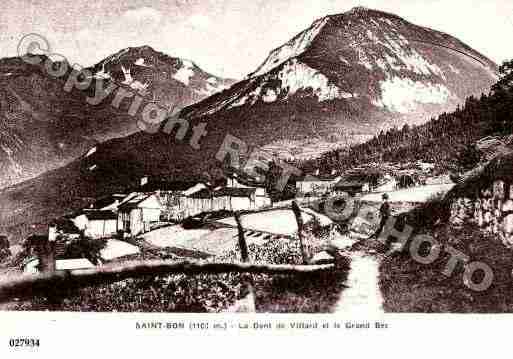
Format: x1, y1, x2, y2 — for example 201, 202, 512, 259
90, 194, 126, 210
333, 170, 383, 189
187, 186, 258, 198
55, 258, 95, 271
82, 210, 118, 221
183, 183, 207, 196
118, 193, 161, 211
188, 188, 213, 199
23, 258, 96, 271
214, 187, 256, 198
226, 172, 266, 187
53, 217, 82, 234
334, 180, 365, 189
139, 180, 199, 192
298, 176, 337, 182
22, 256, 38, 268
296, 174, 340, 182
342, 171, 382, 182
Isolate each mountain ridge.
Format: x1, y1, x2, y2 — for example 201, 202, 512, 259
250, 7, 496, 80
175, 6, 497, 160
0, 47, 235, 189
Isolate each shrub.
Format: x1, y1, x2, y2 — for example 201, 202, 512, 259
61, 236, 107, 264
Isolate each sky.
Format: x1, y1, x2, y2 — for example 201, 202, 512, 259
1, 0, 512, 79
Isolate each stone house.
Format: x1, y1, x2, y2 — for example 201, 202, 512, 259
72, 210, 118, 239
117, 193, 163, 236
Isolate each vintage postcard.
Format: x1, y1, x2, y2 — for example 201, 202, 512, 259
0, 0, 512, 356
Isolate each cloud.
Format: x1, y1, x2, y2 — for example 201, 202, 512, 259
122, 7, 163, 24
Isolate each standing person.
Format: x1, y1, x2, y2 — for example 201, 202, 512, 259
373, 193, 390, 239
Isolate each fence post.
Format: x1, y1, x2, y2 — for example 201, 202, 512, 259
233, 211, 256, 312
234, 212, 249, 262
292, 201, 308, 264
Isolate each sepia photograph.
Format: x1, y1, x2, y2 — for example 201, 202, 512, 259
0, 0, 512, 355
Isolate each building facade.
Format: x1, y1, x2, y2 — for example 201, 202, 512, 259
117, 193, 163, 236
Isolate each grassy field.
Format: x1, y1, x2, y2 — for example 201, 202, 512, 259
253, 267, 349, 313
217, 209, 313, 236
379, 224, 513, 312
13, 226, 349, 313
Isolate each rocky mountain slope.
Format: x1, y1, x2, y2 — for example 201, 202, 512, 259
0, 56, 95, 189
90, 45, 234, 121
0, 47, 235, 189
180, 6, 497, 158
78, 6, 499, 180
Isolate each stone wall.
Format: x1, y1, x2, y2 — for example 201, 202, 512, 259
450, 180, 513, 246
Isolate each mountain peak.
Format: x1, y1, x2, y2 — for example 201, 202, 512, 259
249, 7, 410, 78
192, 6, 497, 142
249, 16, 329, 77
329, 6, 403, 21
132, 45, 156, 52
347, 6, 371, 14
122, 45, 172, 59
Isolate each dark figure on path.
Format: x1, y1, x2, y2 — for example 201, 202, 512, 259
374, 193, 390, 239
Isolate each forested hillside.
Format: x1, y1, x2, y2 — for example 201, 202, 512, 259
303, 59, 513, 174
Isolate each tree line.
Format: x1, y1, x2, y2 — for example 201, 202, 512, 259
301, 59, 513, 174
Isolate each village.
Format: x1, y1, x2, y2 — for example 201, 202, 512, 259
19, 158, 454, 275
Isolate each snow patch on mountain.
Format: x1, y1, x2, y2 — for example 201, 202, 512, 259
384, 53, 403, 71
229, 95, 249, 108
366, 29, 380, 43
375, 58, 387, 71
173, 60, 195, 86
382, 34, 444, 77
278, 59, 343, 101
197, 82, 229, 97
374, 76, 451, 113
356, 48, 373, 70
99, 48, 130, 70
340, 92, 356, 99
121, 65, 149, 94
199, 81, 258, 115
135, 58, 150, 67
370, 19, 380, 27
382, 18, 395, 27
230, 59, 347, 108
85, 146, 97, 158
196, 76, 230, 96
359, 27, 445, 78
0, 144, 22, 175
339, 56, 350, 65
94, 64, 111, 79
229, 85, 263, 108
448, 64, 461, 74
262, 88, 278, 103
251, 17, 328, 77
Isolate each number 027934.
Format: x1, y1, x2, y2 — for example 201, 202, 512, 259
8, 338, 40, 348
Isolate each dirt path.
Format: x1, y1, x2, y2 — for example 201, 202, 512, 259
334, 239, 384, 314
